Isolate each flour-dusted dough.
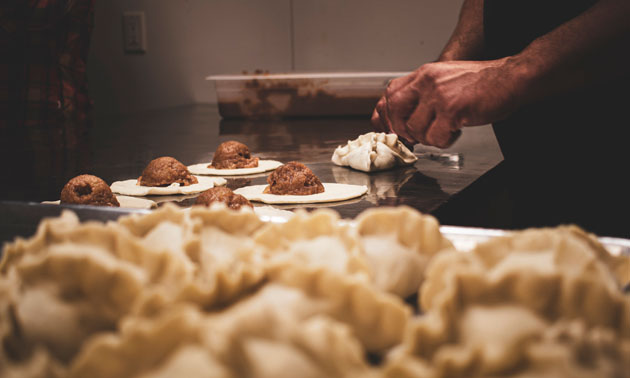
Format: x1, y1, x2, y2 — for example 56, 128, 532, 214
184, 202, 295, 223
188, 160, 283, 176
115, 195, 157, 209
332, 132, 417, 172
42, 195, 157, 210
110, 176, 226, 196
384, 225, 630, 378
234, 183, 367, 204
2, 203, 629, 377
252, 205, 294, 222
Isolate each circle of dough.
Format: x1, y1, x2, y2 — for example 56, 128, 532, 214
188, 160, 283, 176
42, 195, 156, 210
115, 195, 157, 209
110, 176, 226, 196
234, 183, 368, 204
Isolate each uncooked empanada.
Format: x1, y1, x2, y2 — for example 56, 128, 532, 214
118, 204, 267, 316
419, 225, 630, 333
385, 306, 630, 378
267, 261, 411, 353
200, 284, 380, 378
3, 199, 628, 378
253, 209, 369, 278
354, 206, 454, 298
332, 132, 417, 172
70, 305, 211, 378
384, 225, 630, 378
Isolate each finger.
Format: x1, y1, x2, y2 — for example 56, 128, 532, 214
371, 102, 384, 132
400, 137, 416, 150
378, 70, 424, 143
425, 117, 462, 149
386, 86, 420, 143
406, 101, 435, 145
371, 97, 390, 133
371, 107, 381, 129
377, 99, 397, 135
377, 98, 416, 146
386, 71, 417, 93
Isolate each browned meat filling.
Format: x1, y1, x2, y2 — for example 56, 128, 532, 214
264, 161, 324, 195
195, 186, 253, 210
210, 141, 259, 169
60, 174, 120, 207
137, 157, 198, 187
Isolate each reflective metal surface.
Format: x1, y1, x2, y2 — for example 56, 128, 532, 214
1, 104, 504, 244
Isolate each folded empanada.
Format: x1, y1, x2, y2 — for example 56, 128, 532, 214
332, 132, 417, 172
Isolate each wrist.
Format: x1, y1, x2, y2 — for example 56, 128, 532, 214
501, 53, 547, 108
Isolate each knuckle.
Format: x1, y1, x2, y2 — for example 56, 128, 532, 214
371, 112, 381, 126
441, 101, 457, 117
417, 65, 436, 82
385, 85, 397, 98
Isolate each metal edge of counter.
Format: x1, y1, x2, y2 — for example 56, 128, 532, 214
2, 200, 628, 258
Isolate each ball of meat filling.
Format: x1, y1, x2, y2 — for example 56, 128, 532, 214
264, 161, 324, 195
60, 174, 120, 207
137, 157, 198, 187
210, 141, 259, 169
195, 186, 253, 210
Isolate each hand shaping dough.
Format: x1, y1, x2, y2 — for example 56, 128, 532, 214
111, 176, 226, 196
332, 132, 417, 172
188, 159, 282, 176
234, 183, 367, 204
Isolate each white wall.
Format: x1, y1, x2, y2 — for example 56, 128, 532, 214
88, 0, 463, 116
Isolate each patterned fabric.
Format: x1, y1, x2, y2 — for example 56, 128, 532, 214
0, 0, 94, 140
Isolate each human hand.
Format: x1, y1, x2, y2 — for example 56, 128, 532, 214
372, 58, 523, 148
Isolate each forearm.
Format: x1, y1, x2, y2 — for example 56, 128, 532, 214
438, 0, 485, 62
506, 0, 630, 105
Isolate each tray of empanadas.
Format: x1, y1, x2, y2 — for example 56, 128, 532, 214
1, 203, 628, 377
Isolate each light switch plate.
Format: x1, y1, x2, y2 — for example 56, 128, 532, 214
123, 11, 147, 53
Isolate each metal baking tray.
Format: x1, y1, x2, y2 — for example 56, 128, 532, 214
2, 201, 629, 258
440, 225, 630, 257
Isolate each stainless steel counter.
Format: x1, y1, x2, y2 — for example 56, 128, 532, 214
1, 104, 505, 244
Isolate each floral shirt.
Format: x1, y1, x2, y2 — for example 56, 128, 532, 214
0, 0, 94, 131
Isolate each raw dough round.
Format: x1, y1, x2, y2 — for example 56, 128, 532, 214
253, 206, 295, 222
116, 195, 158, 209
188, 160, 283, 176
111, 176, 226, 196
42, 195, 157, 210
234, 183, 367, 204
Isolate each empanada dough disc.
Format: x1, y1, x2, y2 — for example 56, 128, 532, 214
253, 205, 295, 222
188, 160, 283, 176
115, 195, 157, 209
234, 183, 368, 204
111, 176, 226, 196
42, 195, 157, 209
